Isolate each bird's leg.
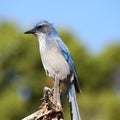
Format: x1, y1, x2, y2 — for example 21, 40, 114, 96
53, 77, 61, 109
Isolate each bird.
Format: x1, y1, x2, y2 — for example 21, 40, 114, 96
24, 20, 81, 120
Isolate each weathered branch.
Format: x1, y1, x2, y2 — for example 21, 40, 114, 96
22, 87, 64, 120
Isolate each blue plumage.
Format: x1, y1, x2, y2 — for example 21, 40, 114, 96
33, 20, 53, 29
56, 39, 76, 72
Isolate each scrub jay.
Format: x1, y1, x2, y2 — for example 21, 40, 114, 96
24, 20, 81, 120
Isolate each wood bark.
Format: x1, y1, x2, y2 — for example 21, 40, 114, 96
22, 87, 64, 120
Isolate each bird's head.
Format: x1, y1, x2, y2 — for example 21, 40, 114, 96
24, 20, 57, 37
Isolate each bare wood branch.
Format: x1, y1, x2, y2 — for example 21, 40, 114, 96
22, 87, 64, 120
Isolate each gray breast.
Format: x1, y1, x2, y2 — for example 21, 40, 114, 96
39, 39, 70, 80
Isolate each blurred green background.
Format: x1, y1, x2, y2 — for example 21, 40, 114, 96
0, 1, 120, 120
0, 21, 120, 120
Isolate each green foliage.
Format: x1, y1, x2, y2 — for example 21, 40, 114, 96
0, 22, 120, 120
78, 92, 120, 120
0, 88, 26, 120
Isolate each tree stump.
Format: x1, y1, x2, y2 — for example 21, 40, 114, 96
22, 87, 64, 120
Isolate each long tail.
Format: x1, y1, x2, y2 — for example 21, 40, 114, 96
67, 82, 81, 120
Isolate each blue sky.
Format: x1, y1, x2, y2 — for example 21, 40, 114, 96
0, 0, 120, 53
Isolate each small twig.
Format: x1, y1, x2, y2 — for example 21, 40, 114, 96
22, 112, 37, 120
35, 110, 52, 120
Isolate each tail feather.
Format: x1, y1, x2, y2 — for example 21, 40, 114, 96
67, 83, 81, 120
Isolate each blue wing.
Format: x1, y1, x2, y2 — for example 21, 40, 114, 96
56, 38, 76, 72
56, 38, 80, 92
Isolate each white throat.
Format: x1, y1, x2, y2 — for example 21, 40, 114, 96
37, 33, 48, 53
37, 33, 46, 41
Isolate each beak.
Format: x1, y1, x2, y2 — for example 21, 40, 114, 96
24, 28, 36, 34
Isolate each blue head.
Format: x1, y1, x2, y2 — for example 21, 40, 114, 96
24, 20, 57, 37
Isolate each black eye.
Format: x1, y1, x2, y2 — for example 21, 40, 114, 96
36, 25, 50, 32
36, 25, 43, 30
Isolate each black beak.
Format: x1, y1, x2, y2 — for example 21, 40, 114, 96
24, 28, 36, 34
